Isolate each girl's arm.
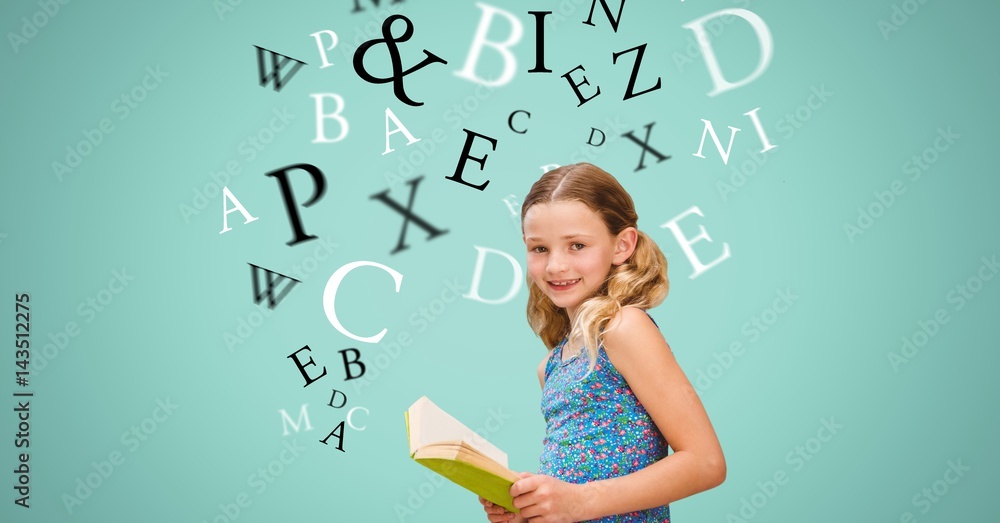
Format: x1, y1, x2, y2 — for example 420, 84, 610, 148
510, 307, 726, 521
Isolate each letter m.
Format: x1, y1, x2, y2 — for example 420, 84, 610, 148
351, 0, 404, 13
280, 404, 313, 436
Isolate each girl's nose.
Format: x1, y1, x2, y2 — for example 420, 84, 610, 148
546, 253, 568, 273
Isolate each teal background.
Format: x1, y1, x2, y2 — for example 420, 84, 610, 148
2, 0, 998, 521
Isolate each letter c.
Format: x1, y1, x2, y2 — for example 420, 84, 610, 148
347, 406, 369, 431
323, 261, 403, 344
507, 110, 530, 134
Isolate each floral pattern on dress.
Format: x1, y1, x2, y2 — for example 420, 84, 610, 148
538, 334, 671, 523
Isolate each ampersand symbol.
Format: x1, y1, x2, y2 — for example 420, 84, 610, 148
352, 14, 448, 107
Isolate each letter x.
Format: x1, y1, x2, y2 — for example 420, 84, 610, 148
370, 176, 449, 254
622, 122, 671, 172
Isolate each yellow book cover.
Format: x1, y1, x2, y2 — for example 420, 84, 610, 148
405, 396, 521, 513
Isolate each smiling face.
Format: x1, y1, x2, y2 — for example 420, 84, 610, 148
523, 200, 636, 322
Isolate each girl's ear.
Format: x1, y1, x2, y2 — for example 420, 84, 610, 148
612, 227, 638, 265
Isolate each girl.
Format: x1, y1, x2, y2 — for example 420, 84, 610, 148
480, 163, 726, 522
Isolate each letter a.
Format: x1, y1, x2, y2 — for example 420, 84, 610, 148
383, 107, 421, 155
220, 187, 260, 234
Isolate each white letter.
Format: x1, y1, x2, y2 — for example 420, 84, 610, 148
454, 3, 523, 87
310, 30, 338, 69
682, 8, 773, 96
692, 119, 741, 165
311, 93, 349, 143
464, 246, 523, 304
219, 186, 259, 234
383, 107, 421, 155
743, 107, 777, 153
660, 206, 731, 279
323, 261, 403, 343
279, 404, 313, 436
347, 406, 369, 431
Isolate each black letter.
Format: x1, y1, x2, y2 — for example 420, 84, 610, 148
339, 349, 367, 380
561, 65, 601, 107
351, 0, 404, 14
254, 45, 306, 92
583, 0, 627, 33
612, 43, 661, 100
287, 345, 327, 387
370, 176, 449, 254
508, 110, 530, 134
587, 127, 606, 146
445, 129, 498, 191
266, 163, 327, 246
622, 122, 670, 172
319, 421, 347, 451
249, 263, 301, 309
528, 11, 552, 73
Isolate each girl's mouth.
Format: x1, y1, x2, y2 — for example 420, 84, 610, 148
548, 278, 580, 291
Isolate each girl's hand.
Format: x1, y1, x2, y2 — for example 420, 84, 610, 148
478, 496, 523, 523
510, 472, 586, 523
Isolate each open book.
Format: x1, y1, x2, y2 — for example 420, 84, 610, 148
405, 396, 521, 513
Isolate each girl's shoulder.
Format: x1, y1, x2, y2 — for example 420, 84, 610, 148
606, 306, 659, 335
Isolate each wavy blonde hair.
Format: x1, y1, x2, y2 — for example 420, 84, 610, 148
521, 163, 669, 373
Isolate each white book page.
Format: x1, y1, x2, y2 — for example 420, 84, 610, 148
407, 396, 508, 467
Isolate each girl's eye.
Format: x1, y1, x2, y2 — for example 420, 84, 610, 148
531, 246, 547, 253
571, 243, 585, 250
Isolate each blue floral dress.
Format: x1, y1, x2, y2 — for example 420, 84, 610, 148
538, 323, 671, 522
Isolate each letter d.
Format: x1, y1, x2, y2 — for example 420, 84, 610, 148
682, 9, 773, 96
464, 245, 523, 305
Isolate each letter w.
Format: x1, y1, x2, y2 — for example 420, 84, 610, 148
254, 45, 307, 92
249, 263, 301, 309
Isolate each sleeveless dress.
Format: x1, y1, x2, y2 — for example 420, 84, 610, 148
538, 317, 671, 522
